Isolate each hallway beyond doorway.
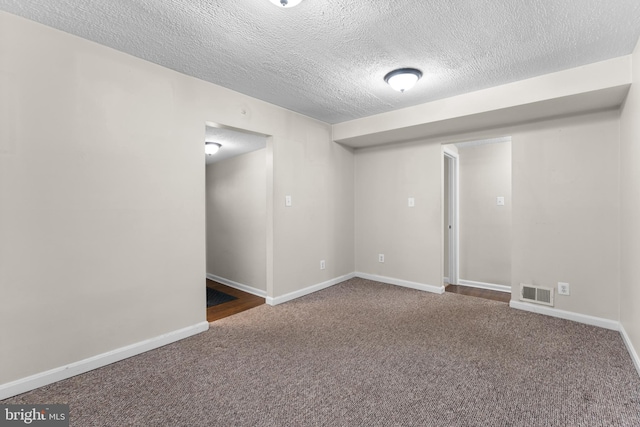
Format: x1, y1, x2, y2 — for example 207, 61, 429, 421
445, 283, 510, 303
206, 279, 265, 322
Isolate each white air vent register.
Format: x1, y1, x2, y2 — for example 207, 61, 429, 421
520, 284, 554, 306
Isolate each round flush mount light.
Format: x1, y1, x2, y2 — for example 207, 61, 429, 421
384, 68, 423, 93
268, 0, 303, 7
205, 142, 221, 156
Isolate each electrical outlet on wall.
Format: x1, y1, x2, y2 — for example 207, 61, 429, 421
320, 260, 325, 270
558, 282, 570, 295
378, 254, 385, 263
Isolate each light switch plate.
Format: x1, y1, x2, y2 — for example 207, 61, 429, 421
408, 197, 415, 207
497, 196, 505, 206
285, 195, 292, 207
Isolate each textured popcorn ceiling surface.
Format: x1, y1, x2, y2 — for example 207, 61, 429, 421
1, 0, 640, 124
205, 125, 267, 165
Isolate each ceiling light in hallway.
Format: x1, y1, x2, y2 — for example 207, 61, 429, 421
268, 0, 303, 7
384, 68, 423, 93
205, 142, 221, 155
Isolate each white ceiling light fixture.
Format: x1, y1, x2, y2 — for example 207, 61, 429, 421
384, 68, 423, 93
205, 142, 221, 155
268, 0, 303, 7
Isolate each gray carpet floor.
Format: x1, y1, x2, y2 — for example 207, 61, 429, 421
4, 278, 640, 426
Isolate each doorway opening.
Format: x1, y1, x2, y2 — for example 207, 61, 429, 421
443, 137, 512, 303
443, 147, 459, 287
204, 122, 271, 321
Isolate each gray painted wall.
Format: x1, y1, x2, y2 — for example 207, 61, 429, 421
206, 149, 267, 291
510, 112, 619, 319
355, 141, 442, 287
458, 141, 512, 286
620, 38, 640, 366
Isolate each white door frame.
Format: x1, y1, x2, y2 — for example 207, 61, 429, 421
443, 147, 459, 285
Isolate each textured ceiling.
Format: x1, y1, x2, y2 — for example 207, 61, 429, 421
1, 0, 640, 124
205, 125, 266, 165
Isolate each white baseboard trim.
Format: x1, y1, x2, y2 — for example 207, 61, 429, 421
0, 321, 209, 400
509, 300, 619, 331
356, 272, 445, 294
458, 279, 511, 293
206, 273, 267, 298
266, 273, 355, 306
620, 323, 640, 378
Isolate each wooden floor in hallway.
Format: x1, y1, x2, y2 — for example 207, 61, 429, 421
445, 283, 511, 303
206, 279, 265, 322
